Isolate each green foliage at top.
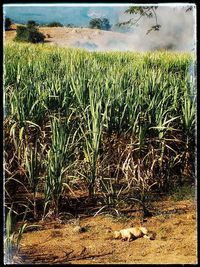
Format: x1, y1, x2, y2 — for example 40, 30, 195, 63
89, 18, 111, 31
47, 22, 63, 27
15, 25, 45, 43
27, 20, 38, 27
5, 17, 12, 30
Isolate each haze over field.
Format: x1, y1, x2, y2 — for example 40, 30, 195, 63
4, 4, 196, 51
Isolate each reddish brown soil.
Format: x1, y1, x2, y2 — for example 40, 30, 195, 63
11, 198, 197, 264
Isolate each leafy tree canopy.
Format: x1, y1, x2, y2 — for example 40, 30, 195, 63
118, 5, 194, 34
89, 18, 111, 31
47, 22, 63, 27
5, 17, 12, 30
27, 20, 38, 27
15, 24, 45, 43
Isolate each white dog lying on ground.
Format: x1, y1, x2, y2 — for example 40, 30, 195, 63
114, 226, 156, 242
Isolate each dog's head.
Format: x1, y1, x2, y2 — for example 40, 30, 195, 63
139, 227, 148, 235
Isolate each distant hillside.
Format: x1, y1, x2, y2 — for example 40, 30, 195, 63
4, 24, 136, 51
5, 24, 191, 52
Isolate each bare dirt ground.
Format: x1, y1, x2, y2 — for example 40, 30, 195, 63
4, 25, 135, 51
13, 198, 197, 264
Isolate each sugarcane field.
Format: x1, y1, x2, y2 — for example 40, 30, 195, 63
3, 4, 197, 264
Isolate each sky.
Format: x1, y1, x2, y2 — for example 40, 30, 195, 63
4, 5, 126, 27
3, 4, 196, 52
